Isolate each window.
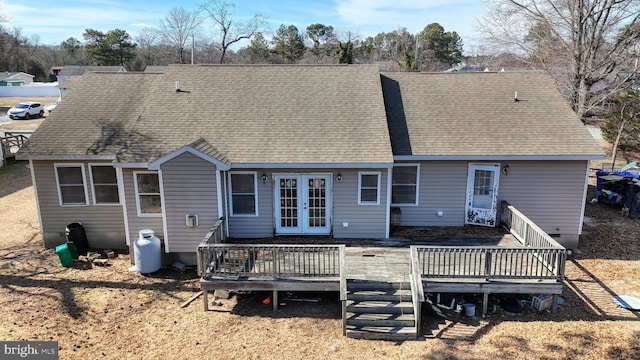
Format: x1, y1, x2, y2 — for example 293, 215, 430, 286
55, 164, 88, 205
230, 172, 258, 216
358, 172, 380, 205
90, 165, 120, 204
134, 172, 161, 215
392, 165, 419, 205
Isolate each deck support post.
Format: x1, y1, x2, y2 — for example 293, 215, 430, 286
551, 294, 558, 313
272, 290, 278, 311
482, 293, 489, 317
203, 289, 209, 311
341, 301, 347, 336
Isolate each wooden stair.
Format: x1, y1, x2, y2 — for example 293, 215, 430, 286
345, 280, 419, 340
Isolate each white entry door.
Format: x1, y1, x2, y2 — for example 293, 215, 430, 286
465, 164, 500, 227
275, 174, 331, 235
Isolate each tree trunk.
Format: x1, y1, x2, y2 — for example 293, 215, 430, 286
610, 106, 627, 171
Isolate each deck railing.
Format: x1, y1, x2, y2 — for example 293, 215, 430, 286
414, 246, 566, 280
500, 201, 565, 249
198, 243, 344, 279
413, 203, 566, 282
410, 246, 425, 331
196, 219, 226, 276
2, 132, 30, 148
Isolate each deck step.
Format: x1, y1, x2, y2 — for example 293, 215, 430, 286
346, 312, 416, 327
347, 288, 412, 301
346, 300, 414, 314
344, 278, 419, 340
347, 279, 411, 290
345, 325, 418, 340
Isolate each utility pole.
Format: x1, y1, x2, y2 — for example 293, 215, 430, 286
414, 34, 420, 71
191, 34, 195, 64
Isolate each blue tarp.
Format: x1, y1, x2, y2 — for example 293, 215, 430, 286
595, 168, 640, 218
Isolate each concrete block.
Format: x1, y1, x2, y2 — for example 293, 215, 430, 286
214, 289, 230, 299
172, 261, 186, 272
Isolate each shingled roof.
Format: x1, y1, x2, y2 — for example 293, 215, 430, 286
58, 65, 127, 77
382, 71, 604, 159
19, 64, 394, 166
19, 66, 603, 165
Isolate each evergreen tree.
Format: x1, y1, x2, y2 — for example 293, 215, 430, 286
272, 24, 305, 63
83, 28, 136, 66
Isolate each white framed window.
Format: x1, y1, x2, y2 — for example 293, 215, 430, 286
89, 164, 120, 205
229, 171, 258, 216
391, 164, 420, 206
358, 171, 381, 205
54, 163, 88, 206
134, 171, 161, 216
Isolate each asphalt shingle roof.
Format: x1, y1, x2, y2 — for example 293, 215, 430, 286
58, 66, 126, 77
20, 64, 394, 165
382, 71, 604, 158
19, 66, 603, 164
20, 72, 158, 159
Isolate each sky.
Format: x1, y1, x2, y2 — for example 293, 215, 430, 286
2, 0, 485, 52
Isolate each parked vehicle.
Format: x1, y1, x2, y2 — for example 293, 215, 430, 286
7, 102, 44, 120
45, 100, 60, 113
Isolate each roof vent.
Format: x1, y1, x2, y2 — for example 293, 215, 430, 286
514, 91, 520, 102
175, 81, 190, 93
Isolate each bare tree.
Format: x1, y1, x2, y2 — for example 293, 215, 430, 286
479, 0, 640, 121
135, 27, 161, 65
199, 0, 266, 64
159, 7, 202, 64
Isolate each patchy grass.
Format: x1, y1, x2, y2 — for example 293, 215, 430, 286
1, 161, 639, 359
0, 97, 59, 108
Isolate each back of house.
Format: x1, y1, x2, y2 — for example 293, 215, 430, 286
17, 64, 603, 266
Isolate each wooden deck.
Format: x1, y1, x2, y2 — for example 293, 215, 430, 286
199, 239, 563, 294
197, 203, 567, 339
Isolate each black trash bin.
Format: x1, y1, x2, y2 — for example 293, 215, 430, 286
65, 222, 88, 255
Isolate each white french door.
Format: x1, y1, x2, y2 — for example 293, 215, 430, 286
275, 174, 331, 235
465, 164, 500, 227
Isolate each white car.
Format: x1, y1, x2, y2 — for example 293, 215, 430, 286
46, 100, 60, 112
7, 102, 45, 120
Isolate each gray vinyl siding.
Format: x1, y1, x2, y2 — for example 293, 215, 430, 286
32, 160, 126, 249
122, 168, 163, 245
395, 160, 588, 237
396, 162, 467, 227
160, 152, 219, 252
498, 160, 588, 237
332, 169, 389, 239
227, 170, 273, 238
226, 169, 389, 239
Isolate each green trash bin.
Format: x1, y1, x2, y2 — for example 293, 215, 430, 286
55, 243, 74, 267
66, 242, 78, 259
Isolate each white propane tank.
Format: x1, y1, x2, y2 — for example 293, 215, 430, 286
134, 229, 161, 274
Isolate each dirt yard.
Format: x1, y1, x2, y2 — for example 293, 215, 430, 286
1, 156, 639, 358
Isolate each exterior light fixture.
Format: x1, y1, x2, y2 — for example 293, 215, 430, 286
336, 173, 343, 183
261, 173, 268, 183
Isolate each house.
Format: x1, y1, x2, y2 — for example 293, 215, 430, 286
17, 64, 604, 263
143, 66, 167, 73
55, 65, 127, 84
49, 66, 64, 82
56, 77, 81, 99
0, 72, 34, 86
